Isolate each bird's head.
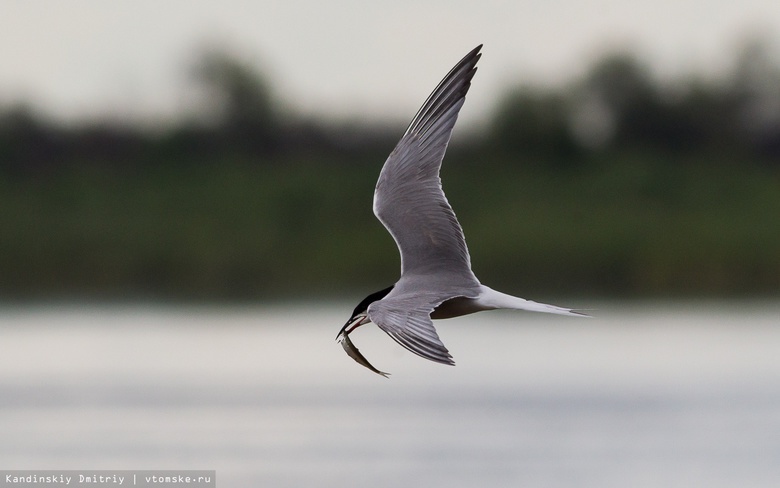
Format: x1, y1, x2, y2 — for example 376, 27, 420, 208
335, 285, 395, 378
336, 285, 394, 341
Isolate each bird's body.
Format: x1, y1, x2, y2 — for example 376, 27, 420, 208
337, 45, 584, 377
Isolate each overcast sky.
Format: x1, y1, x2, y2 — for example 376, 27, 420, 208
2, 0, 779, 127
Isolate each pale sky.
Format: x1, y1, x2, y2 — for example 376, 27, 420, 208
2, 0, 779, 127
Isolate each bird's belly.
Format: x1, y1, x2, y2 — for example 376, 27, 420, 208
431, 296, 486, 319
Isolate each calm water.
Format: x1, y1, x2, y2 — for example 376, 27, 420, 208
0, 302, 778, 487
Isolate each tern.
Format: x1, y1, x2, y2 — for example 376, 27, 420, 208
336, 45, 585, 377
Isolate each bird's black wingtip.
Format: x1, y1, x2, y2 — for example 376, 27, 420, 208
571, 309, 595, 318
462, 44, 483, 65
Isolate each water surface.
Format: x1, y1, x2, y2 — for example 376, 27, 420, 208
0, 302, 778, 487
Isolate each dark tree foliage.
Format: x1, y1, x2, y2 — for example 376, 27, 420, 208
190, 47, 280, 154
487, 43, 780, 165
0, 43, 779, 299
2, 42, 780, 173
490, 88, 581, 164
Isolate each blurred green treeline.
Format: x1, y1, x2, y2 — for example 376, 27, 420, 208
1, 42, 779, 301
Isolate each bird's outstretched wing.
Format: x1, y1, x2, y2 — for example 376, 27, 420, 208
373, 45, 482, 284
368, 292, 456, 365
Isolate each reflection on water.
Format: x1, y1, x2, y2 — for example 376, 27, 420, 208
0, 302, 778, 487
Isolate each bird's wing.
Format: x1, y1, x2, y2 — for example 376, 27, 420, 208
373, 45, 482, 282
367, 292, 458, 365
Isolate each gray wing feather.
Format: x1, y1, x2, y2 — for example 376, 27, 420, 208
373, 45, 482, 283
368, 293, 455, 365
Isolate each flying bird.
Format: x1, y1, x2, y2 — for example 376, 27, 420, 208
336, 45, 585, 377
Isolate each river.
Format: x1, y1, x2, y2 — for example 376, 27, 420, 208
0, 302, 778, 487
